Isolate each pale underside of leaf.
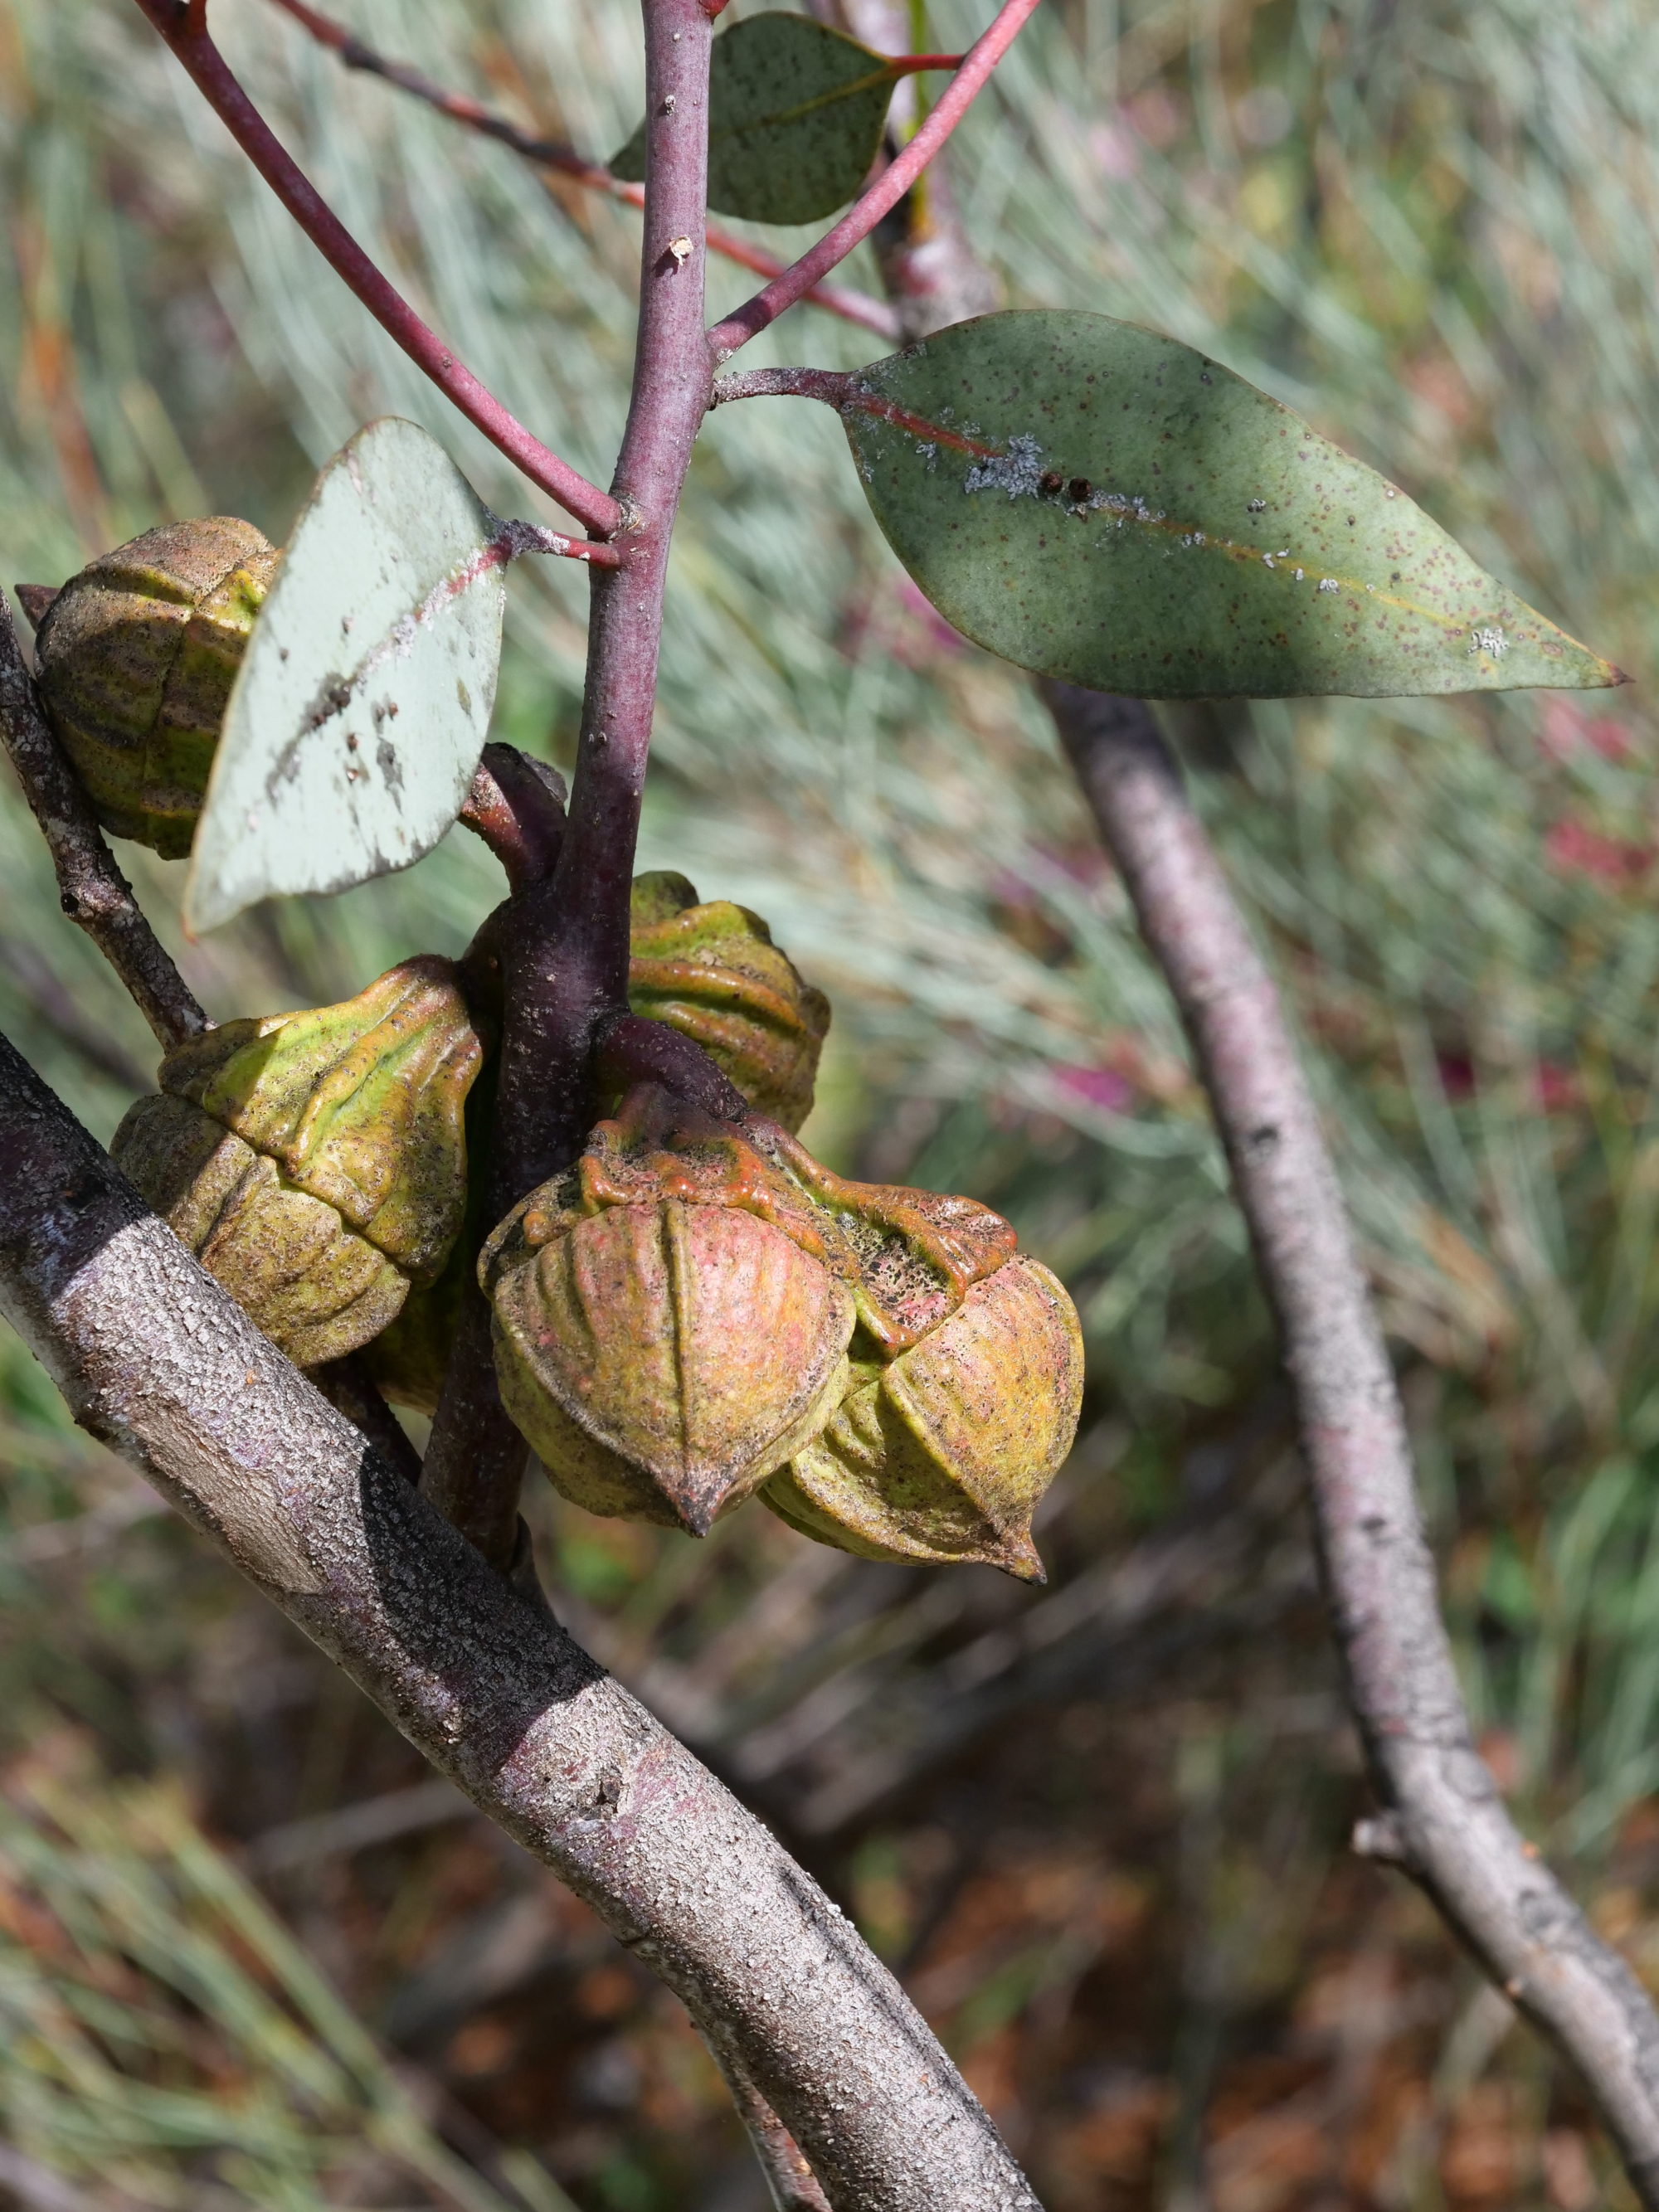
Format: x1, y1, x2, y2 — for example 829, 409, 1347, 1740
839, 312, 1623, 700
185, 417, 505, 935
611, 12, 893, 226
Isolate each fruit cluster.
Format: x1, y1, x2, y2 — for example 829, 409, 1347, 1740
43, 522, 1084, 1577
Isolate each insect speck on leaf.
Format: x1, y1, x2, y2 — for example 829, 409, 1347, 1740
662, 93, 676, 113
668, 236, 693, 268
1247, 498, 1266, 513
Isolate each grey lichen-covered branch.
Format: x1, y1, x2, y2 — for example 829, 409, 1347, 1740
0, 1027, 1038, 2212
1044, 679, 1659, 2209
0, 595, 207, 1051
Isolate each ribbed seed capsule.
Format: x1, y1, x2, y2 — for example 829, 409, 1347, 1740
629, 872, 830, 1131
488, 1194, 854, 1534
761, 1255, 1085, 1581
482, 1085, 1042, 1541
32, 518, 277, 857
113, 957, 480, 1367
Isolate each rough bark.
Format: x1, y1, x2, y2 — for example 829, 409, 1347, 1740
0, 1028, 1038, 2212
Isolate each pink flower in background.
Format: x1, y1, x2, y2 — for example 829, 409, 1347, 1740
841, 579, 969, 668
1436, 1051, 1477, 1101
1544, 817, 1653, 886
1538, 695, 1636, 764
1535, 1061, 1580, 1113
1435, 1049, 1580, 1113
1054, 1063, 1137, 1115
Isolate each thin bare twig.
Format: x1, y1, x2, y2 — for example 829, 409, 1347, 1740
417, 1291, 528, 1572
0, 596, 206, 1051
706, 0, 1039, 359
0, 1028, 1038, 2212
265, 0, 902, 341
1046, 680, 1659, 2210
129, 0, 622, 536
704, 2042, 834, 2212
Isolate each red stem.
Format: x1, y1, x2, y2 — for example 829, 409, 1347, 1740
490, 0, 716, 1205
265, 0, 900, 341
130, 0, 622, 537
706, 0, 1039, 359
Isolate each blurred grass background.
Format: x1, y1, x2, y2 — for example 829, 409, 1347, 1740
2, 0, 1658, 2204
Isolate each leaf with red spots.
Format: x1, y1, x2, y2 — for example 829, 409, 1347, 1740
839, 312, 1623, 699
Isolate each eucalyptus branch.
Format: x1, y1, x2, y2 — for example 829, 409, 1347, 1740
703, 2040, 834, 2212
493, 0, 718, 1204
423, 0, 722, 1573
311, 1353, 424, 1486
0, 1030, 1037, 2212
264, 0, 902, 341
1046, 681, 1659, 2208
0, 596, 206, 1052
129, 0, 622, 537
706, 0, 1039, 360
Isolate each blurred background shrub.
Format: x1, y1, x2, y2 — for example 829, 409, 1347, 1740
2, 0, 1657, 2203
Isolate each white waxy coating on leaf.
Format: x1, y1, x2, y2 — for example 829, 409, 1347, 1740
184, 417, 505, 933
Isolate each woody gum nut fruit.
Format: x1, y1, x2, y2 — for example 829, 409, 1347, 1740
629, 872, 830, 1133
567, 1081, 1018, 1354
761, 1255, 1084, 1581
486, 1197, 856, 1536
32, 518, 278, 858
112, 1094, 407, 1367
113, 957, 481, 1368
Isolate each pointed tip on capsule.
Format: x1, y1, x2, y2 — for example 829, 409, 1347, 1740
999, 1529, 1047, 1586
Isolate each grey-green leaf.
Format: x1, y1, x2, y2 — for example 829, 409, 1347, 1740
184, 417, 505, 935
839, 312, 1623, 698
611, 13, 894, 226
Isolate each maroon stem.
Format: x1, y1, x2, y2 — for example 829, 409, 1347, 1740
595, 1012, 752, 1124
493, 0, 715, 1204
265, 0, 900, 340
457, 743, 567, 896
1047, 680, 1659, 2206
418, 1292, 528, 1568
420, 0, 717, 1565
706, 0, 1039, 360
130, 0, 621, 537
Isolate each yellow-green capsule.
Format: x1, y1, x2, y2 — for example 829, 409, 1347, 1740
762, 1255, 1084, 1582
114, 957, 480, 1367
484, 1165, 855, 1538
629, 872, 830, 1132
32, 518, 278, 858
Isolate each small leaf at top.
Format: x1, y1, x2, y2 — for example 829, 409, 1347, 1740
837, 312, 1623, 699
612, 13, 896, 226
185, 417, 507, 935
